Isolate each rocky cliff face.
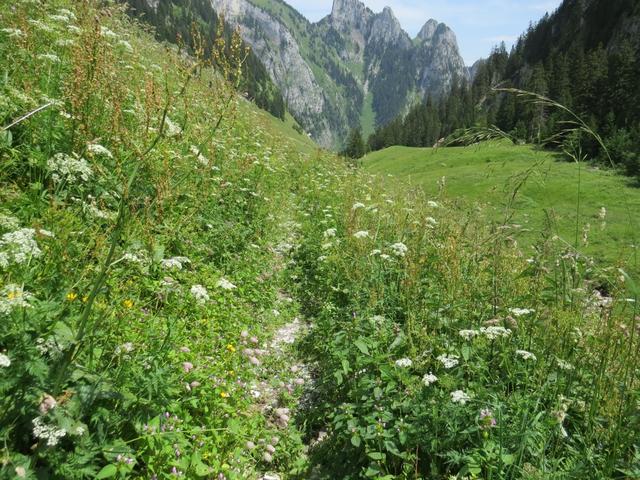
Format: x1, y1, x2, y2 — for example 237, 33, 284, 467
211, 0, 468, 148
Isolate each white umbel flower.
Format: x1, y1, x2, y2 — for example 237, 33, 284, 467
450, 390, 471, 404
190, 285, 210, 304
394, 358, 412, 368
352, 202, 365, 210
515, 350, 537, 361
509, 308, 535, 317
422, 372, 438, 386
458, 329, 479, 341
0, 284, 34, 315
323, 228, 337, 238
0, 353, 10, 368
216, 278, 237, 290
353, 231, 369, 239
32, 417, 66, 446
480, 326, 512, 340
47, 153, 92, 184
87, 144, 113, 158
437, 354, 459, 369
390, 242, 408, 257
161, 256, 190, 270
0, 229, 43, 268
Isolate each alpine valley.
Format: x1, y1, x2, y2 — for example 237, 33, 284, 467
129, 0, 468, 148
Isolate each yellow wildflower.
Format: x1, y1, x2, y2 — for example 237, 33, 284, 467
66, 292, 78, 302
220, 391, 229, 398
123, 299, 134, 309
226, 344, 236, 353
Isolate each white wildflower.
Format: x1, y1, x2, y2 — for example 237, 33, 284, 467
422, 372, 438, 386
390, 242, 408, 257
47, 153, 92, 184
1, 28, 25, 38
0, 229, 43, 268
115, 342, 134, 355
426, 217, 438, 227
598, 207, 607, 220
0, 353, 10, 368
450, 390, 471, 405
190, 285, 210, 304
353, 230, 369, 239
37, 54, 61, 63
87, 143, 113, 158
0, 214, 20, 230
458, 329, 480, 341
58, 9, 77, 20
164, 116, 182, 137
394, 358, 412, 368
122, 252, 144, 264
352, 202, 365, 210
118, 40, 133, 52
189, 145, 208, 166
515, 350, 537, 361
437, 354, 459, 369
0, 284, 34, 315
509, 308, 535, 317
427, 201, 439, 208
161, 256, 190, 270
74, 426, 86, 436
48, 14, 71, 23
556, 358, 574, 371
480, 326, 512, 340
27, 19, 54, 33
100, 26, 118, 39
217, 278, 237, 290
323, 228, 337, 238
32, 417, 67, 447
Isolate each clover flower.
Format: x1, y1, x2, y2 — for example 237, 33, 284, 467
437, 354, 459, 369
479, 409, 497, 429
450, 390, 470, 405
515, 350, 537, 361
422, 372, 438, 386
216, 278, 237, 290
394, 358, 412, 368
190, 285, 210, 304
182, 362, 194, 373
390, 242, 408, 257
47, 153, 92, 184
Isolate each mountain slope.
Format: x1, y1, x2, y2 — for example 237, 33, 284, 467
212, 0, 468, 147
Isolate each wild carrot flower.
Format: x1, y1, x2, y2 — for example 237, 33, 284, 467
480, 326, 512, 340
450, 390, 471, 405
437, 354, 459, 369
515, 350, 537, 361
216, 278, 236, 290
32, 417, 66, 446
47, 153, 92, 184
352, 202, 365, 210
509, 308, 534, 317
87, 144, 113, 158
323, 228, 337, 238
353, 230, 369, 239
190, 285, 210, 304
0, 228, 43, 267
394, 358, 412, 368
390, 243, 408, 257
422, 373, 438, 386
182, 362, 194, 373
458, 329, 479, 341
161, 256, 190, 270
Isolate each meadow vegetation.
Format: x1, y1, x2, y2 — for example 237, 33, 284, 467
0, 1, 639, 479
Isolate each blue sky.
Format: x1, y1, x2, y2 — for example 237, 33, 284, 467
284, 0, 562, 65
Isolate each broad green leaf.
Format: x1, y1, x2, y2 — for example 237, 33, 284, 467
354, 338, 369, 355
351, 435, 361, 447
95, 464, 117, 479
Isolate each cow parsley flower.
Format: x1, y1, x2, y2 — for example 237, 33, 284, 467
509, 308, 535, 317
161, 256, 190, 270
352, 202, 365, 210
37, 53, 61, 63
190, 285, 210, 304
32, 417, 67, 446
394, 358, 412, 368
450, 390, 470, 404
353, 230, 369, 239
217, 278, 237, 290
87, 143, 113, 158
437, 354, 459, 369
0, 229, 43, 268
323, 228, 337, 238
390, 242, 408, 257
458, 329, 479, 341
1, 28, 24, 38
0, 284, 34, 314
480, 326, 512, 340
422, 372, 438, 386
515, 350, 537, 361
0, 214, 20, 230
0, 353, 10, 368
47, 153, 92, 184
100, 26, 118, 38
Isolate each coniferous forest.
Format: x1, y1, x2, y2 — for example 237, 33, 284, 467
367, 0, 640, 180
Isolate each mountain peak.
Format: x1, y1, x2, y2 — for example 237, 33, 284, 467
417, 19, 439, 40
330, 0, 373, 30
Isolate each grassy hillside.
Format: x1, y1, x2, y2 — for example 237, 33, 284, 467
1, 1, 639, 479
364, 142, 640, 273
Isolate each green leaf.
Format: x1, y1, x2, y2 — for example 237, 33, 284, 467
334, 370, 343, 385
341, 359, 350, 375
95, 464, 118, 479
461, 344, 470, 361
351, 435, 361, 447
368, 451, 385, 461
501, 453, 515, 465
354, 338, 369, 355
